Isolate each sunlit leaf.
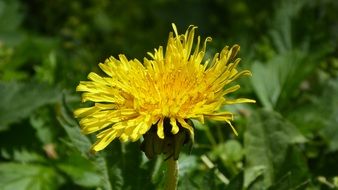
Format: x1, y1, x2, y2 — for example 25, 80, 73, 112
0, 163, 63, 190
251, 51, 316, 111
244, 109, 306, 189
151, 156, 165, 184
0, 149, 45, 163
179, 154, 198, 178
267, 146, 310, 190
0, 81, 61, 131
318, 78, 338, 151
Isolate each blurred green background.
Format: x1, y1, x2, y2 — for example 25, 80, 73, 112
1, 0, 338, 189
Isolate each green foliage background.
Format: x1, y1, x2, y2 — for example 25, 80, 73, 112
1, 0, 338, 189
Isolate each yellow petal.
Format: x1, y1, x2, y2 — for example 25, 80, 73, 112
170, 117, 179, 134
205, 112, 233, 121
157, 118, 164, 139
224, 98, 256, 104
225, 120, 238, 136
177, 118, 194, 137
74, 107, 98, 118
119, 133, 129, 142
138, 115, 152, 134
92, 129, 117, 152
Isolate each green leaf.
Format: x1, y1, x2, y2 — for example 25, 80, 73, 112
0, 149, 45, 163
244, 109, 306, 189
57, 96, 113, 190
208, 140, 243, 176
29, 107, 57, 145
0, 81, 61, 131
250, 0, 329, 112
179, 174, 199, 190
201, 169, 218, 190
287, 78, 338, 151
94, 157, 113, 190
269, 0, 305, 54
109, 165, 124, 190
318, 78, 338, 151
245, 166, 264, 190
178, 154, 198, 178
251, 51, 315, 111
209, 140, 243, 162
268, 146, 310, 190
223, 140, 244, 163
151, 156, 165, 184
57, 96, 92, 156
225, 171, 243, 190
57, 153, 102, 188
119, 143, 155, 190
0, 163, 63, 190
0, 0, 23, 45
251, 61, 278, 110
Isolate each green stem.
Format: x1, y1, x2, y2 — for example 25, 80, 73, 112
164, 157, 178, 190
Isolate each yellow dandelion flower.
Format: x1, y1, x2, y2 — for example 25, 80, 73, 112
74, 24, 255, 154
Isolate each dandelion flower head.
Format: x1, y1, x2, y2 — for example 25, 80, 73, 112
74, 24, 255, 152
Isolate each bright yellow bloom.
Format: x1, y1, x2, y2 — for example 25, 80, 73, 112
74, 24, 255, 152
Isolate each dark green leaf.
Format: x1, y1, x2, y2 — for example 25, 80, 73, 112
57, 95, 92, 156
94, 157, 113, 190
119, 143, 154, 190
179, 174, 199, 190
201, 168, 219, 190
57, 154, 101, 188
110, 165, 124, 190
0, 0, 23, 45
287, 78, 338, 151
57, 97, 113, 190
225, 171, 243, 190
